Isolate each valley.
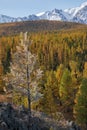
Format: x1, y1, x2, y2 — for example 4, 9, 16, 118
0, 20, 87, 130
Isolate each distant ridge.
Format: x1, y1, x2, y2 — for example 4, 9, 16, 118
0, 20, 87, 36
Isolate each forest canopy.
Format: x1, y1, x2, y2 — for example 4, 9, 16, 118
0, 23, 87, 128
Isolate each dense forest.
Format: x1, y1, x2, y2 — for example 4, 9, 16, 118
0, 21, 87, 129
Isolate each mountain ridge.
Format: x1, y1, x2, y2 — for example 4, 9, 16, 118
0, 2, 87, 24
0, 20, 87, 37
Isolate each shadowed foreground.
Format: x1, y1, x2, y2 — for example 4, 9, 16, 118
0, 103, 81, 130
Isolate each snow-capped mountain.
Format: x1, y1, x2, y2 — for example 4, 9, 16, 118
37, 2, 87, 24
0, 14, 16, 23
0, 14, 39, 23
0, 2, 87, 24
36, 9, 70, 21
64, 2, 87, 23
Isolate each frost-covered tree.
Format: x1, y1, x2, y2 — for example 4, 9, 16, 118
4, 32, 43, 120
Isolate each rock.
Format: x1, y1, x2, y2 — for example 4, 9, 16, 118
0, 102, 81, 130
68, 121, 82, 130
0, 121, 8, 128
70, 128, 75, 130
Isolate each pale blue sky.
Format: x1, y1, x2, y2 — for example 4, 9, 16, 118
0, 0, 86, 17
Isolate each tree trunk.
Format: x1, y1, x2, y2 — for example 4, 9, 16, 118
27, 65, 31, 121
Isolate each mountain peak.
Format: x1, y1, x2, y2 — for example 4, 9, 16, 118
0, 2, 87, 24
81, 1, 87, 7
52, 8, 61, 13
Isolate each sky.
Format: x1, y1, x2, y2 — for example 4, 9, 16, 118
0, 0, 87, 17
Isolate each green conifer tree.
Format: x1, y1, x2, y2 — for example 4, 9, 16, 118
74, 78, 87, 128
59, 69, 73, 110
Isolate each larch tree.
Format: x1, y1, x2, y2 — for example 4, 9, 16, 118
0, 43, 5, 92
59, 68, 73, 108
41, 70, 58, 116
4, 32, 43, 122
2, 47, 12, 74
74, 78, 87, 129
83, 62, 87, 78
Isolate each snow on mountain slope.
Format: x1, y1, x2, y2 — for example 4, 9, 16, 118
36, 9, 70, 21
72, 3, 87, 23
0, 2, 87, 24
37, 2, 87, 24
64, 2, 87, 23
27, 15, 39, 20
64, 2, 87, 16
36, 12, 45, 17
0, 14, 39, 23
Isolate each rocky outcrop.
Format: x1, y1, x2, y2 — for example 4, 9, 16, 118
0, 103, 81, 130
0, 103, 47, 130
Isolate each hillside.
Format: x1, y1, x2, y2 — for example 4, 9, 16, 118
0, 20, 87, 36
0, 21, 87, 130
